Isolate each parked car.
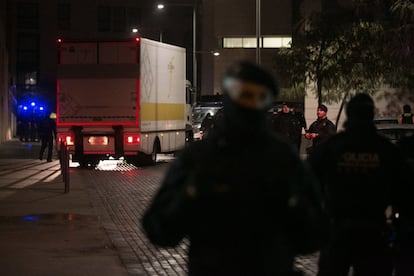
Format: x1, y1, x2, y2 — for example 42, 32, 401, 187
374, 117, 398, 125
192, 104, 223, 140
376, 124, 414, 144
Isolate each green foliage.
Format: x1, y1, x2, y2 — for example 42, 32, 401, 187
274, 0, 414, 106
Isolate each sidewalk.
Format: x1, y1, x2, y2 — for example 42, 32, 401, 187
0, 139, 128, 276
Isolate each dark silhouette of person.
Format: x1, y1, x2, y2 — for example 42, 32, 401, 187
305, 104, 336, 154
38, 113, 57, 162
141, 60, 326, 276
271, 102, 302, 150
19, 117, 30, 142
307, 93, 413, 276
399, 104, 414, 124
294, 106, 307, 152
200, 113, 214, 139
395, 131, 414, 276
29, 119, 37, 142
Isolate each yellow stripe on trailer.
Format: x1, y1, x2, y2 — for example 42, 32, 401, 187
141, 103, 185, 121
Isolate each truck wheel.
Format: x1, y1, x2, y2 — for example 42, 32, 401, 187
186, 130, 194, 146
79, 160, 89, 169
125, 156, 139, 167
139, 140, 159, 166
79, 157, 99, 169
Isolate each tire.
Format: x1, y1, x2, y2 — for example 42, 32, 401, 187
139, 140, 159, 166
79, 156, 99, 169
126, 156, 140, 167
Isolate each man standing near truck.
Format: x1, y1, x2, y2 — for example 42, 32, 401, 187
38, 112, 56, 162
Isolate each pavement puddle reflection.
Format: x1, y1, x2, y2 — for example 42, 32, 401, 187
0, 213, 97, 224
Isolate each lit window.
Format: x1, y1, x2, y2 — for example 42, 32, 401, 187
223, 38, 243, 48
242, 37, 257, 48
262, 36, 292, 48
222, 36, 291, 49
24, 72, 37, 85
263, 37, 281, 48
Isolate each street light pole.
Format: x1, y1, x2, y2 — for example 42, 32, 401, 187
156, 2, 197, 94
192, 5, 197, 95
256, 0, 261, 64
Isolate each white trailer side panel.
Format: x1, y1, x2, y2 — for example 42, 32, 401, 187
139, 39, 186, 132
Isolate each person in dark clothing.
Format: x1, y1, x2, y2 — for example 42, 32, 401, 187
305, 104, 336, 153
29, 120, 37, 142
200, 113, 214, 139
294, 106, 307, 151
307, 93, 414, 276
142, 60, 326, 276
399, 104, 414, 124
395, 131, 414, 276
19, 118, 30, 142
272, 102, 302, 150
38, 113, 57, 162
398, 135, 414, 166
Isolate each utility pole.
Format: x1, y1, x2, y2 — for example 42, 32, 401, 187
256, 0, 261, 64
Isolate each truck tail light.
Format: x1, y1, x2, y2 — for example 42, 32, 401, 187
125, 134, 140, 144
88, 136, 109, 145
58, 134, 74, 146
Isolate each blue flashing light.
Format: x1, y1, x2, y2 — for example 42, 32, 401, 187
23, 215, 39, 221
31, 102, 36, 106
23, 106, 28, 111
39, 106, 44, 111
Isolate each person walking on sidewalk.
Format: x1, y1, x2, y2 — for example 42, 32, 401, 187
307, 93, 413, 276
38, 112, 57, 162
141, 60, 326, 276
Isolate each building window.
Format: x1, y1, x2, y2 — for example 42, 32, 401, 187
17, 34, 39, 66
242, 37, 258, 48
113, 7, 126, 32
222, 36, 291, 49
17, 3, 39, 29
223, 38, 243, 48
24, 72, 37, 86
127, 8, 141, 29
58, 2, 71, 30
98, 6, 111, 32
263, 36, 292, 48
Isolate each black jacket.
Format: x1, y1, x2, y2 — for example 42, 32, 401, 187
308, 123, 412, 222
142, 99, 325, 276
38, 117, 56, 139
308, 117, 336, 148
271, 112, 302, 148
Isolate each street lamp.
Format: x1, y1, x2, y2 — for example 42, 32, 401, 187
156, 2, 198, 95
131, 27, 163, 42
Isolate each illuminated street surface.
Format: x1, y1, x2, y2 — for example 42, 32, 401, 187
69, 154, 176, 171
76, 154, 319, 275
0, 152, 318, 275
0, 159, 61, 199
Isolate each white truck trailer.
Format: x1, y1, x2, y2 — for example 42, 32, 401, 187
56, 38, 188, 167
